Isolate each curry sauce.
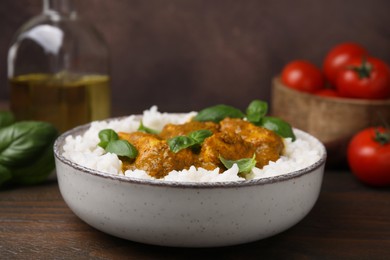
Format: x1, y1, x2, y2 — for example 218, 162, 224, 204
119, 118, 284, 178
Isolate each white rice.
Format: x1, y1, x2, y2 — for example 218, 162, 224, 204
62, 106, 323, 182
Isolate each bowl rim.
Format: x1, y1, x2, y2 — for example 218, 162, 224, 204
54, 117, 327, 189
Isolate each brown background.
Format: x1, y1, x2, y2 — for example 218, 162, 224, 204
1, 0, 390, 114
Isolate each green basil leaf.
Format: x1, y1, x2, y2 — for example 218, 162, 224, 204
0, 111, 15, 129
98, 129, 138, 159
246, 100, 268, 124
193, 104, 245, 123
138, 121, 160, 135
168, 129, 213, 153
219, 154, 257, 175
167, 136, 197, 153
188, 129, 213, 143
0, 121, 58, 166
105, 140, 138, 159
98, 129, 118, 149
260, 116, 296, 141
10, 142, 55, 185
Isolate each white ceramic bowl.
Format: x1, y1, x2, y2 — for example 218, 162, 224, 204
54, 122, 326, 248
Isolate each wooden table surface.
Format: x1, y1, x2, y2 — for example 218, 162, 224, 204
1, 169, 390, 259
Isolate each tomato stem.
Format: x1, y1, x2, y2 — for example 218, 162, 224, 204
374, 128, 390, 145
348, 57, 373, 79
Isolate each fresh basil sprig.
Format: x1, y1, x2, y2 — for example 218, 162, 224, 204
98, 129, 119, 149
98, 129, 138, 159
194, 104, 245, 123
168, 136, 196, 153
193, 100, 296, 141
245, 100, 295, 140
246, 100, 268, 124
168, 129, 213, 153
219, 154, 257, 176
138, 121, 160, 135
0, 116, 58, 187
10, 142, 57, 185
260, 116, 296, 141
189, 129, 213, 143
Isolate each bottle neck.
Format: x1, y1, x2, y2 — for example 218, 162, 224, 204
43, 0, 77, 18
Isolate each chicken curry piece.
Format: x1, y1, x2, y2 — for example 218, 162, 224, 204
118, 131, 196, 179
119, 118, 284, 178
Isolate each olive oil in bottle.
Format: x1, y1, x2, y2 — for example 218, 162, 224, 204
10, 73, 110, 133
8, 0, 111, 132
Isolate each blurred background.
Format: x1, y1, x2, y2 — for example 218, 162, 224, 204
1, 0, 390, 115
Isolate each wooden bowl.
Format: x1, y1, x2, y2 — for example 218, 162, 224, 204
271, 77, 390, 167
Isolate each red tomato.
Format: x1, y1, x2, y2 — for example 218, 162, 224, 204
281, 60, 324, 93
323, 42, 368, 86
315, 88, 339, 98
348, 127, 390, 187
336, 57, 390, 99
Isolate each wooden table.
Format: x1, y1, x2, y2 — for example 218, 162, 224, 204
1, 170, 390, 259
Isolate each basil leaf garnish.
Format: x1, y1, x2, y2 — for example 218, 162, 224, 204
260, 116, 296, 141
194, 104, 245, 123
246, 100, 268, 124
98, 129, 119, 149
168, 136, 197, 153
193, 100, 295, 142
98, 129, 138, 159
168, 129, 213, 153
188, 129, 213, 143
105, 140, 138, 159
219, 154, 257, 175
138, 121, 160, 135
245, 100, 296, 141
